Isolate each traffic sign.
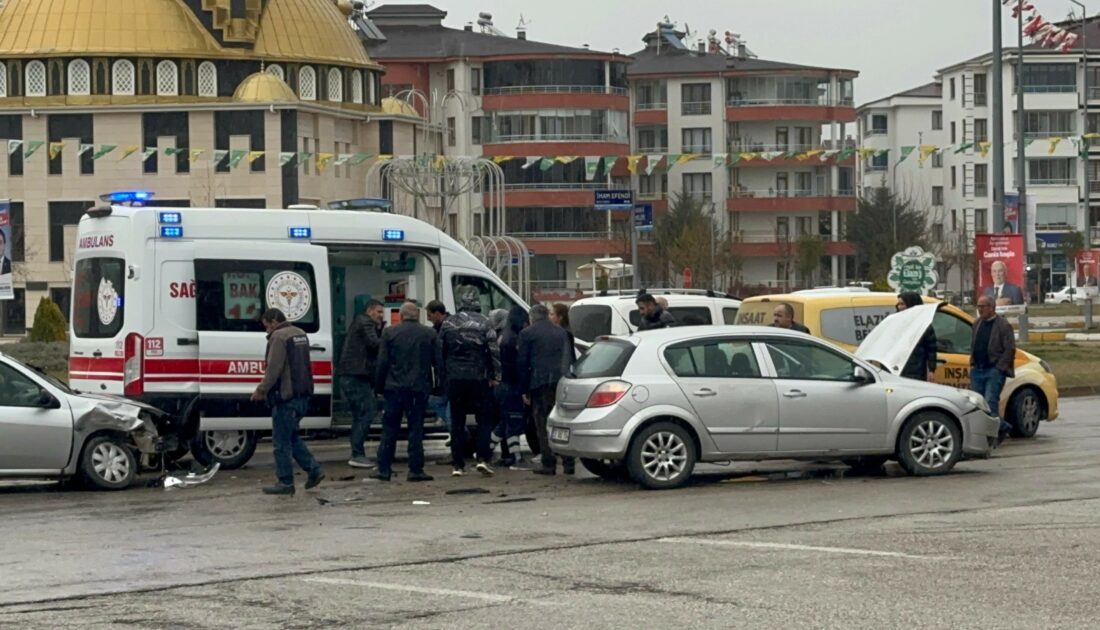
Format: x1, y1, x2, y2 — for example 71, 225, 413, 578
594, 189, 633, 210
633, 204, 653, 232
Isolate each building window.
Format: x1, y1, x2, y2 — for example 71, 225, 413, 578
137, 59, 154, 95
869, 114, 888, 135
447, 117, 456, 146
197, 61, 217, 97
638, 173, 668, 198
682, 173, 712, 201
92, 59, 109, 94
636, 126, 668, 152
949, 77, 956, 99
932, 110, 943, 130
48, 113, 94, 176
974, 118, 988, 143
1018, 110, 1076, 139
156, 60, 178, 96
0, 114, 23, 175
974, 208, 988, 233
67, 59, 90, 95
446, 68, 455, 92
7, 202, 23, 261
351, 70, 363, 103
932, 151, 943, 168
775, 126, 789, 149
1016, 63, 1076, 93
470, 67, 481, 96
50, 288, 72, 324
471, 116, 487, 145
950, 121, 956, 144
931, 223, 944, 241
951, 209, 958, 231
49, 201, 92, 262
180, 59, 195, 95
868, 152, 888, 172
1027, 157, 1076, 185
25, 60, 46, 96
975, 163, 989, 195
932, 186, 944, 206
266, 64, 285, 81
951, 166, 957, 189
681, 83, 711, 115
112, 59, 135, 95
327, 68, 342, 102
973, 73, 988, 105
299, 66, 316, 100
0, 64, 6, 97
681, 128, 712, 154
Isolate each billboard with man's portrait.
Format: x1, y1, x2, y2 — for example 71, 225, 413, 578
1077, 250, 1100, 294
0, 200, 13, 300
975, 233, 1026, 314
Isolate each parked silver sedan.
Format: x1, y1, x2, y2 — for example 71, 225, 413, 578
548, 325, 999, 489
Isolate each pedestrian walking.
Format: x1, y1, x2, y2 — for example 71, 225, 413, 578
771, 303, 810, 333
519, 304, 575, 476
438, 289, 502, 477
895, 292, 937, 381
491, 305, 530, 469
339, 299, 384, 469
549, 303, 577, 364
370, 302, 436, 482
971, 295, 1017, 444
635, 293, 677, 330
251, 308, 324, 495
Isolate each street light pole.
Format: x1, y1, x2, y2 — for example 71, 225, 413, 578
709, 201, 717, 290
993, 0, 1007, 233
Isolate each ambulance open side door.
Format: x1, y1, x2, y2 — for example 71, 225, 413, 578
192, 241, 333, 431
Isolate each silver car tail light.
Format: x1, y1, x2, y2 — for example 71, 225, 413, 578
587, 381, 631, 408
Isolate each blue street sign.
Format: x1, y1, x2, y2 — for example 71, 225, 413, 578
594, 189, 633, 210
634, 204, 654, 232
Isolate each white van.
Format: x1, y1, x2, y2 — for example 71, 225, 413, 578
569, 289, 742, 349
69, 198, 526, 469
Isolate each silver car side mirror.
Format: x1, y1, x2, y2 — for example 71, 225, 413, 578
853, 366, 873, 385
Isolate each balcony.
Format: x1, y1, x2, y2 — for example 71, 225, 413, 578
727, 188, 856, 213
1020, 85, 1076, 94
636, 101, 668, 111
488, 133, 629, 144
1028, 178, 1076, 186
1092, 226, 1100, 245
729, 142, 814, 153
484, 85, 629, 96
865, 164, 888, 173
974, 93, 988, 106
730, 231, 857, 257
681, 145, 713, 156
681, 101, 712, 116
498, 182, 614, 207
864, 128, 888, 137
503, 182, 609, 190
637, 146, 668, 154
974, 184, 988, 197
1089, 181, 1100, 194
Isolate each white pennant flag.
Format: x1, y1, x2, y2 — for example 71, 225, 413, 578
645, 154, 663, 176
7, 140, 22, 155
522, 156, 540, 169
584, 156, 600, 181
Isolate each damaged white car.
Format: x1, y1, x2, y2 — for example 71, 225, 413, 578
0, 351, 165, 490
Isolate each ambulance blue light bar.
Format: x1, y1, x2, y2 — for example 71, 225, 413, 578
160, 226, 184, 238
382, 229, 405, 242
102, 191, 154, 204
158, 212, 182, 224
288, 226, 312, 239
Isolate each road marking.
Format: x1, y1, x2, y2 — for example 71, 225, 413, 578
302, 577, 554, 605
658, 537, 941, 560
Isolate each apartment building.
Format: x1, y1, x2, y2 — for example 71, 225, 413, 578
628, 23, 858, 289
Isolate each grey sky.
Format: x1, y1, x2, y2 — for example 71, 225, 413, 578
376, 0, 1084, 106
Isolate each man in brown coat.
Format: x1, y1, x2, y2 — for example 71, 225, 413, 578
970, 295, 1016, 444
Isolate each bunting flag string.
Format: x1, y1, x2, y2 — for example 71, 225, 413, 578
78, 143, 94, 157
93, 144, 117, 160
584, 156, 600, 181
48, 142, 65, 160
23, 141, 44, 158
141, 147, 158, 162
314, 152, 335, 171
7, 139, 22, 155
118, 145, 139, 161
188, 149, 204, 162
213, 149, 229, 166
897, 146, 916, 165
279, 152, 296, 166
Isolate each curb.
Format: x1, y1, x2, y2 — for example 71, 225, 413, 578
1065, 333, 1100, 341
1058, 386, 1100, 398
1022, 331, 1067, 342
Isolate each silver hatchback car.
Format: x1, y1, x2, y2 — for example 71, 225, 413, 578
548, 323, 1000, 489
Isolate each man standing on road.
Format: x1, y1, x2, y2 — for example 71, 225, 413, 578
771, 303, 810, 334
340, 299, 384, 469
971, 295, 1017, 444
424, 300, 452, 436
438, 289, 501, 477
371, 302, 436, 483
636, 293, 676, 330
251, 308, 324, 495
519, 304, 575, 476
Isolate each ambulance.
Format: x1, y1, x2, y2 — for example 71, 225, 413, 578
68, 193, 527, 469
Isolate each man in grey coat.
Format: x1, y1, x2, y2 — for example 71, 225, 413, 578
971, 295, 1017, 443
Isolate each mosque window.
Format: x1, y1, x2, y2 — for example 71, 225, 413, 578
25, 61, 46, 97
156, 61, 179, 96
299, 66, 316, 101
92, 60, 108, 94
351, 70, 363, 104
266, 64, 285, 81
68, 60, 91, 96
0, 65, 6, 98
198, 62, 218, 97
48, 60, 65, 95
137, 59, 154, 95
181, 60, 196, 95
112, 60, 135, 95
327, 68, 342, 102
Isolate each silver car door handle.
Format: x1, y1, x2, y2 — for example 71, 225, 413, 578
693, 388, 718, 397
783, 390, 807, 399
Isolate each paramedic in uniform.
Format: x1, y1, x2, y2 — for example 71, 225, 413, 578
251, 308, 325, 495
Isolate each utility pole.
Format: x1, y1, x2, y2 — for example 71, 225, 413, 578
1018, 3, 1031, 342
993, 0, 1007, 233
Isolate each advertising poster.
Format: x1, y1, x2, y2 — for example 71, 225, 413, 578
1077, 250, 1100, 296
975, 233, 1027, 314
0, 200, 13, 300
1004, 193, 1019, 234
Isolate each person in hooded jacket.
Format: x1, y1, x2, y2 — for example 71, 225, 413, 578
895, 292, 938, 381
491, 306, 530, 469
438, 289, 502, 477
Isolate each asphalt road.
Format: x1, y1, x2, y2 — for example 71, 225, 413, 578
2, 398, 1100, 629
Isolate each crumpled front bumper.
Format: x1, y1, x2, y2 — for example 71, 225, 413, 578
961, 408, 1001, 458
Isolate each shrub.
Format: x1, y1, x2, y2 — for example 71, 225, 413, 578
29, 297, 67, 343
4, 340, 69, 376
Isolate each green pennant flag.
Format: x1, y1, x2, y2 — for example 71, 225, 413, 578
953, 142, 974, 154
214, 150, 230, 166
141, 147, 158, 162
227, 149, 247, 169
279, 152, 296, 166
164, 147, 180, 157
7, 140, 22, 155
78, 143, 94, 157
296, 151, 313, 165
538, 157, 554, 172
601, 155, 619, 173
92, 144, 117, 160
836, 147, 856, 161
897, 146, 916, 164
350, 153, 372, 165
875, 148, 890, 158
665, 154, 681, 169
728, 152, 741, 165
1024, 138, 1036, 149
713, 154, 727, 168
23, 140, 44, 158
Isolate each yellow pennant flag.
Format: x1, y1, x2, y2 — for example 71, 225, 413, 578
315, 152, 335, 170
918, 145, 938, 163
676, 154, 700, 166
492, 155, 513, 164
119, 145, 139, 161
978, 142, 991, 158
1048, 137, 1063, 154
48, 142, 64, 160
857, 148, 877, 159
798, 149, 824, 161
188, 149, 204, 162
626, 155, 642, 174
1085, 133, 1100, 139
740, 152, 757, 162
434, 155, 446, 169
246, 150, 265, 163
555, 156, 579, 164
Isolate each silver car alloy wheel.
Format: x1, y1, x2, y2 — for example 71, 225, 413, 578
909, 419, 955, 469
205, 431, 248, 458
1018, 395, 1041, 433
91, 442, 132, 484
640, 431, 688, 482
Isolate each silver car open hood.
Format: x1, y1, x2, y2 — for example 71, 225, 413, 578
855, 303, 941, 375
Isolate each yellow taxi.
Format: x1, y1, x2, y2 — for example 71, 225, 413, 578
735, 290, 1059, 437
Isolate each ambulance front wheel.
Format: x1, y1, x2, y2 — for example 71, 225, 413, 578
190, 430, 258, 470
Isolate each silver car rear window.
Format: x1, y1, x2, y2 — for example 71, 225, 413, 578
572, 339, 634, 378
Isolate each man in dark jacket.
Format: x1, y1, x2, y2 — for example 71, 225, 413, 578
971, 295, 1017, 443
771, 303, 810, 333
896, 292, 937, 381
636, 293, 677, 330
370, 302, 436, 482
339, 299, 384, 468
519, 304, 575, 476
251, 308, 324, 495
438, 288, 501, 476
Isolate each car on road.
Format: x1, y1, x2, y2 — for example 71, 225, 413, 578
0, 352, 164, 490
548, 313, 1000, 489
570, 289, 742, 352
734, 291, 1058, 438
1045, 286, 1099, 304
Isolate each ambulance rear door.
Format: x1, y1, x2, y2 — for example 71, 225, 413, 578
192, 242, 333, 431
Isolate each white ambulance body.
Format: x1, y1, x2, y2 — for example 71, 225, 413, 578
69, 203, 526, 468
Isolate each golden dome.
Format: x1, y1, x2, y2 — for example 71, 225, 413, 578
380, 97, 422, 118
253, 0, 380, 68
0, 0, 225, 58
234, 71, 298, 102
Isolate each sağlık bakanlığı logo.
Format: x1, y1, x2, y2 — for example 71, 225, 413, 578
97, 277, 119, 326
265, 271, 312, 321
